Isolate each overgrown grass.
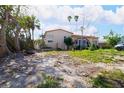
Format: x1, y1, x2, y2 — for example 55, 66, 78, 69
43, 49, 124, 63
44, 51, 62, 56
91, 70, 124, 88
37, 74, 63, 88
68, 49, 124, 63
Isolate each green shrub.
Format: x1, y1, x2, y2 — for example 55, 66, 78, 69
104, 30, 121, 47
37, 74, 63, 88
89, 44, 98, 51
91, 70, 124, 88
64, 37, 73, 50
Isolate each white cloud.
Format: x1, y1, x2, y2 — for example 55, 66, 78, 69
44, 24, 71, 31
84, 26, 98, 36
81, 6, 104, 22
42, 23, 98, 36
103, 10, 122, 24
72, 26, 98, 36
28, 6, 57, 20
29, 5, 104, 23
28, 5, 124, 25
116, 6, 124, 24
29, 5, 124, 39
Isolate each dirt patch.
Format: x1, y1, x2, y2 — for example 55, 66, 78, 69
1, 52, 124, 88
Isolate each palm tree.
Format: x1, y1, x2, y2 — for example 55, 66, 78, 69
26, 15, 40, 49
67, 16, 72, 23
74, 15, 79, 31
74, 15, 79, 22
9, 6, 25, 52
30, 15, 40, 42
80, 26, 85, 50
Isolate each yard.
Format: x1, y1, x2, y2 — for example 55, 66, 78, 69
1, 5, 124, 88
68, 49, 124, 63
0, 49, 124, 88
45, 49, 124, 63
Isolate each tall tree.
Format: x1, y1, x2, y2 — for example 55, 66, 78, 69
74, 15, 79, 31
8, 5, 25, 51
67, 16, 72, 22
29, 15, 40, 45
104, 30, 121, 47
0, 5, 41, 57
0, 5, 12, 57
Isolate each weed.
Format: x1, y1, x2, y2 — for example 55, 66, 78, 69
91, 70, 124, 88
37, 74, 63, 88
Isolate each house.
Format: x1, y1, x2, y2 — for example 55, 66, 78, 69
44, 29, 98, 50
72, 35, 98, 48
44, 29, 73, 50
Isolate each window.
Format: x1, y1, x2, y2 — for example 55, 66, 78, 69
48, 40, 53, 43
64, 36, 66, 39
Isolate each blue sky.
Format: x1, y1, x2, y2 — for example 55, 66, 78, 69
31, 5, 124, 40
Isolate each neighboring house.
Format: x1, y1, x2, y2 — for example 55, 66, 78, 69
72, 35, 98, 48
44, 29, 73, 50
44, 29, 98, 50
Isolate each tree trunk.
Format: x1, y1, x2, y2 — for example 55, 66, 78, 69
0, 30, 9, 57
29, 30, 33, 49
32, 30, 34, 41
14, 31, 20, 52
32, 30, 34, 48
67, 46, 69, 50
0, 11, 10, 57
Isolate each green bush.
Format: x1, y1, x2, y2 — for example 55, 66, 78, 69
37, 74, 63, 88
64, 37, 73, 50
89, 44, 98, 51
104, 30, 121, 47
91, 70, 124, 88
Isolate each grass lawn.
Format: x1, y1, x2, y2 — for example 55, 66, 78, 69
68, 49, 124, 63
43, 49, 124, 63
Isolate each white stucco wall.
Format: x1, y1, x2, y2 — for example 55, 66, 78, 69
44, 29, 73, 49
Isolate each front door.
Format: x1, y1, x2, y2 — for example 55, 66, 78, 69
77, 39, 88, 48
